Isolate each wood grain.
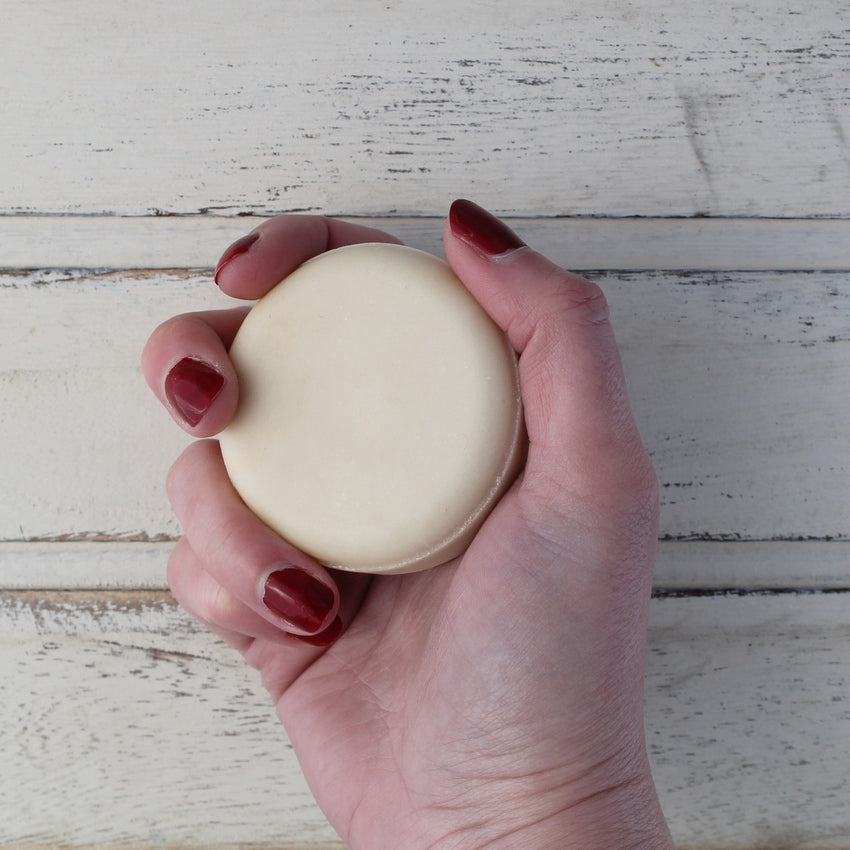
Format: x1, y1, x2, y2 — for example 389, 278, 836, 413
2, 590, 848, 848
1, 1, 848, 218
2, 266, 847, 549
3, 1, 849, 845
3, 216, 850, 271
0, 590, 340, 848
647, 591, 850, 850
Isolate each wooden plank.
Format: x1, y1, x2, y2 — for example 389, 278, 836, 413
2, 540, 849, 592
2, 1, 848, 218
3, 215, 850, 272
0, 590, 341, 848
1, 589, 848, 847
0, 542, 173, 590
653, 540, 850, 590
647, 591, 850, 849
2, 269, 847, 546
612, 269, 850, 543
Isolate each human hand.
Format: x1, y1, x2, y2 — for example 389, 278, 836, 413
142, 201, 673, 849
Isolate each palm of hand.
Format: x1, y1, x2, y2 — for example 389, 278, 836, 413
242, 480, 652, 848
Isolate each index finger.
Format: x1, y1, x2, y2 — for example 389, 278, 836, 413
214, 215, 403, 300
143, 215, 401, 435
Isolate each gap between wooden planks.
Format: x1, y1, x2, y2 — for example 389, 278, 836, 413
2, 540, 850, 591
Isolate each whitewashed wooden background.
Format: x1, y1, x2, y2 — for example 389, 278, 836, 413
2, 1, 849, 847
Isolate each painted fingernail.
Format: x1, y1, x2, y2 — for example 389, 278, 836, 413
214, 231, 260, 285
449, 199, 526, 257
263, 568, 335, 633
293, 615, 343, 647
164, 357, 225, 427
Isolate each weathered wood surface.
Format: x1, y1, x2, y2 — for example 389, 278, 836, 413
646, 591, 850, 850
2, 262, 847, 548
1, 1, 848, 218
3, 216, 850, 272
0, 591, 339, 849
2, 255, 847, 847
1, 591, 848, 849
3, 0, 849, 846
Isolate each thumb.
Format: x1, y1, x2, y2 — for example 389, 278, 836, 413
443, 199, 654, 517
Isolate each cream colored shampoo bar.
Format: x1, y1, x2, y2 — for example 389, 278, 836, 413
220, 243, 526, 574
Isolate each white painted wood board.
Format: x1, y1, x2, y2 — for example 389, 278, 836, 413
646, 591, 850, 850
3, 1, 849, 843
2, 265, 847, 551
1, 590, 848, 848
614, 269, 850, 543
0, 590, 340, 849
2, 1, 848, 218
4, 215, 850, 272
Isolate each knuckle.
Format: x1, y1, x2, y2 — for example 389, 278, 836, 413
197, 511, 245, 569
601, 441, 660, 524
165, 447, 194, 511
165, 440, 214, 511
165, 537, 191, 593
165, 455, 183, 505
155, 311, 205, 336
165, 537, 245, 629
545, 269, 611, 327
600, 451, 661, 574
522, 441, 659, 554
146, 312, 194, 355
200, 581, 244, 627
621, 455, 661, 535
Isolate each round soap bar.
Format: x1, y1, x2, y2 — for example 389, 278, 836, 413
219, 243, 525, 574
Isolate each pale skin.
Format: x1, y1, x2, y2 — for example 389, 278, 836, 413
142, 201, 674, 849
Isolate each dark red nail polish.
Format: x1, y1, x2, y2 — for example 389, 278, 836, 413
449, 199, 526, 257
263, 568, 335, 633
214, 231, 260, 285
164, 357, 225, 427
293, 615, 343, 647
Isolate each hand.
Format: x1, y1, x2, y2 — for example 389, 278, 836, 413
142, 201, 673, 849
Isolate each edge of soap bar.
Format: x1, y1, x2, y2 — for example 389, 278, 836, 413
358, 391, 526, 574
220, 243, 527, 575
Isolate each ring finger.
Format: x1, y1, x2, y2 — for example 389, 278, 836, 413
167, 439, 344, 637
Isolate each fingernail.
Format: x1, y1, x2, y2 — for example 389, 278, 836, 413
293, 615, 343, 647
214, 231, 260, 285
263, 568, 335, 633
164, 357, 225, 427
449, 199, 526, 257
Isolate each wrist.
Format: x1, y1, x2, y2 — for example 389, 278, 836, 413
531, 769, 674, 850
418, 755, 673, 850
